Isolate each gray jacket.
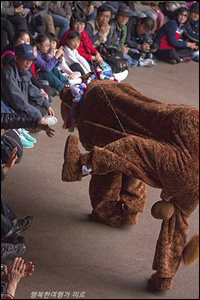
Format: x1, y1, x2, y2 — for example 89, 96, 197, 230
49, 1, 72, 17
1, 1, 15, 16
1, 60, 50, 121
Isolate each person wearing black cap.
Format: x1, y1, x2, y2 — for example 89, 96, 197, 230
184, 3, 199, 44
106, 3, 134, 53
1, 44, 54, 124
155, 6, 198, 64
184, 3, 199, 61
125, 16, 156, 67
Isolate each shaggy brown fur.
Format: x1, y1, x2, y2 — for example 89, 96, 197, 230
60, 80, 199, 291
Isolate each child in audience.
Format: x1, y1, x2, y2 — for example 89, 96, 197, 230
35, 34, 69, 92
63, 31, 91, 76
47, 33, 82, 85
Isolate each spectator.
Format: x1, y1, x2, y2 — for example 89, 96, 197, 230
47, 33, 83, 85
1, 44, 54, 123
60, 11, 104, 70
63, 31, 91, 76
104, 1, 124, 15
129, 1, 164, 34
184, 3, 199, 42
125, 16, 156, 67
35, 34, 69, 92
155, 6, 198, 64
1, 31, 31, 71
86, 5, 112, 48
1, 1, 29, 34
74, 1, 105, 22
106, 4, 133, 54
184, 3, 199, 61
21, 1, 56, 37
1, 16, 15, 53
48, 1, 71, 40
1, 146, 32, 262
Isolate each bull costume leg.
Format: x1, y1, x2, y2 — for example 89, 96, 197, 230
89, 173, 146, 227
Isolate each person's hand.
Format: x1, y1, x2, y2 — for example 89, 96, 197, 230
99, 24, 110, 35
55, 46, 64, 59
102, 48, 108, 55
5, 147, 18, 170
47, 107, 55, 116
7, 257, 26, 284
91, 55, 96, 61
187, 42, 198, 49
15, 5, 24, 14
123, 46, 129, 54
66, 15, 71, 20
23, 261, 35, 277
3, 261, 35, 283
68, 73, 77, 80
87, 4, 94, 16
39, 124, 55, 137
40, 89, 49, 100
95, 52, 103, 64
5, 258, 26, 299
39, 117, 48, 126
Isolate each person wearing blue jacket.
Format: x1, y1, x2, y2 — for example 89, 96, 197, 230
1, 44, 55, 122
35, 34, 69, 92
155, 6, 198, 64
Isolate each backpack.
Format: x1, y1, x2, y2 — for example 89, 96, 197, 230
1, 130, 23, 164
104, 50, 129, 73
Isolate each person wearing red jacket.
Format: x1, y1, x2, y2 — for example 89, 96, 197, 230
59, 11, 103, 69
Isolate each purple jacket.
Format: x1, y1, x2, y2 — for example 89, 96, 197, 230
35, 50, 59, 72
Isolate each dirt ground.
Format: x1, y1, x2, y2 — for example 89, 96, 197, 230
2, 60, 199, 299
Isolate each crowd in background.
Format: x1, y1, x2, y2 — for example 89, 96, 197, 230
1, 1, 199, 298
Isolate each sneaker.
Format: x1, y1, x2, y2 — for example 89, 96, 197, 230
182, 56, 191, 63
69, 78, 82, 86
45, 116, 58, 127
12, 216, 33, 235
113, 69, 128, 82
192, 50, 199, 62
1, 242, 26, 262
168, 59, 178, 65
18, 134, 34, 148
19, 129, 37, 143
51, 88, 59, 97
3, 233, 27, 245
140, 58, 155, 67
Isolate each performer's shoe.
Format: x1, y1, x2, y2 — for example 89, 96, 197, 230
148, 273, 173, 292
62, 135, 83, 182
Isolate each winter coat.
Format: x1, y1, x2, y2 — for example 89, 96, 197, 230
156, 20, 188, 49
106, 19, 127, 51
86, 19, 111, 47
1, 113, 38, 129
1, 60, 50, 120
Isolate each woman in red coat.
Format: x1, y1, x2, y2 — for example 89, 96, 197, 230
59, 11, 103, 69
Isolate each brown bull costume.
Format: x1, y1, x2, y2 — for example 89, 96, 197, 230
60, 80, 199, 291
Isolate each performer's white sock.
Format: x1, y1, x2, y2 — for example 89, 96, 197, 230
82, 165, 92, 176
